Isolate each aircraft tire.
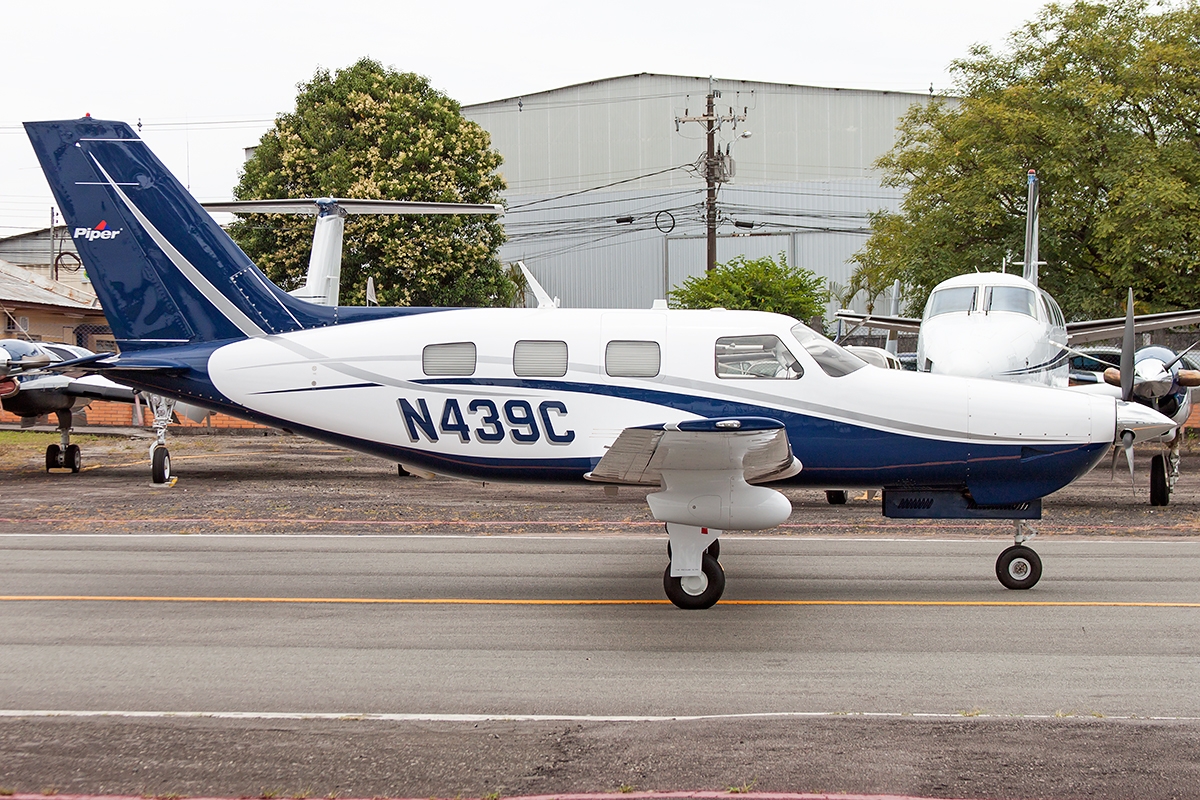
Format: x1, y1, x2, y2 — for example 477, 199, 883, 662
1150, 454, 1169, 506
45, 444, 60, 472
996, 545, 1042, 590
66, 444, 81, 473
666, 539, 720, 561
151, 446, 171, 484
663, 553, 725, 610
826, 490, 848, 505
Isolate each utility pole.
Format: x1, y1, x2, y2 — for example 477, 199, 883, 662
705, 89, 717, 272
676, 78, 746, 272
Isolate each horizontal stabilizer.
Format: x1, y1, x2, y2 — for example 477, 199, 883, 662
82, 357, 191, 375
585, 417, 800, 486
202, 198, 504, 216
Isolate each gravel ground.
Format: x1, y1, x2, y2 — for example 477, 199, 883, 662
1, 427, 1198, 538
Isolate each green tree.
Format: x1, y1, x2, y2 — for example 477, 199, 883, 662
669, 253, 826, 321
857, 0, 1200, 320
229, 58, 516, 307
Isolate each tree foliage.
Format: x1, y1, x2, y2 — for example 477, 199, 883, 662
857, 1, 1200, 319
669, 253, 827, 321
229, 58, 516, 307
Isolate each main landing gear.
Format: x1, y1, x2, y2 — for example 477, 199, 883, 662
145, 393, 176, 484
663, 523, 725, 609
44, 409, 81, 473
996, 521, 1042, 590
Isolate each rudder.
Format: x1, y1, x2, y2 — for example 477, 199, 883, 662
25, 118, 334, 350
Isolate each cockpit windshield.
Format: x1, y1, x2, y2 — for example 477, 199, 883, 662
926, 286, 977, 318
790, 323, 866, 377
988, 286, 1038, 317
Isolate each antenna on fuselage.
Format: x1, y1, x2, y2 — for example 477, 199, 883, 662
1023, 170, 1040, 288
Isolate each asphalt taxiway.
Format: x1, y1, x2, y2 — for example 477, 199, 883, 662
1, 432, 1199, 797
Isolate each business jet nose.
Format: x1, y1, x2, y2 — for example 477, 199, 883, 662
1116, 400, 1176, 444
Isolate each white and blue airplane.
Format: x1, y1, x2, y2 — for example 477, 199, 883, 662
837, 170, 1200, 505
24, 118, 1175, 608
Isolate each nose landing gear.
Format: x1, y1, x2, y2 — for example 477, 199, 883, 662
996, 521, 1042, 590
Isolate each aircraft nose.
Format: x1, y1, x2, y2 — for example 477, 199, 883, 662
930, 349, 993, 380
1116, 400, 1176, 444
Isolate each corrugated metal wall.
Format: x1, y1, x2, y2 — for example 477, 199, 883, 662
463, 74, 939, 311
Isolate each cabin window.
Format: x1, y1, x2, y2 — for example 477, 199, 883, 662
715, 335, 802, 379
514, 340, 568, 377
790, 324, 866, 377
988, 286, 1037, 317
926, 287, 976, 318
605, 340, 660, 377
422, 342, 476, 376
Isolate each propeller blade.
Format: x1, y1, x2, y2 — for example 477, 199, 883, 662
1121, 288, 1135, 402
1177, 369, 1200, 387
1164, 341, 1199, 371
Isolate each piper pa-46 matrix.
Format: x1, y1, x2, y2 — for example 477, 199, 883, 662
24, 118, 1175, 608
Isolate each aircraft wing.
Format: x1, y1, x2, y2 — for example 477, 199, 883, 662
1068, 309, 1200, 344
835, 310, 923, 334
585, 417, 801, 486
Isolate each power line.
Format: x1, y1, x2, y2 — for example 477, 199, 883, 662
507, 165, 694, 210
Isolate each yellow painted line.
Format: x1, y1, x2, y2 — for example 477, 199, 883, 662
1, 595, 1199, 607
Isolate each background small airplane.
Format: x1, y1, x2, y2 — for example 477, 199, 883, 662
837, 170, 1200, 505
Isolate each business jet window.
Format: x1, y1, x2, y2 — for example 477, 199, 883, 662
926, 286, 977, 318
988, 286, 1037, 317
715, 335, 802, 379
422, 342, 476, 376
790, 324, 865, 377
514, 340, 568, 377
605, 340, 660, 377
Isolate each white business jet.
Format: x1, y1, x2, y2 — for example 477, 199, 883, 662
25, 118, 1174, 608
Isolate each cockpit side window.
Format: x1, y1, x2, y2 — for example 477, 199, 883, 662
926, 286, 977, 318
1040, 291, 1065, 327
715, 335, 802, 379
790, 323, 866, 377
988, 286, 1037, 317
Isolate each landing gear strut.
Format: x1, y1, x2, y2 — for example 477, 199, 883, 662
145, 393, 176, 484
996, 520, 1042, 590
44, 409, 81, 473
663, 523, 726, 609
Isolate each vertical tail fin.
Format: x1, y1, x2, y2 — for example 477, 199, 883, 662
25, 118, 335, 350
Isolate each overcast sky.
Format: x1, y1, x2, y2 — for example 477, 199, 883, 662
1, 0, 1054, 235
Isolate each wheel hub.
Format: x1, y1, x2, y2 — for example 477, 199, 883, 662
680, 573, 708, 596
1008, 558, 1031, 580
